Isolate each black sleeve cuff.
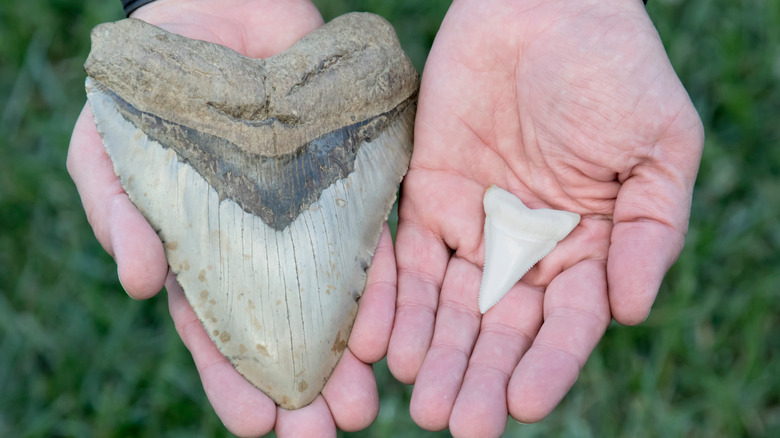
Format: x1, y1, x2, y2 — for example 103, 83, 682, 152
121, 0, 158, 17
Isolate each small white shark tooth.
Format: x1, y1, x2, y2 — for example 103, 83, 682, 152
84, 13, 417, 409
479, 185, 580, 314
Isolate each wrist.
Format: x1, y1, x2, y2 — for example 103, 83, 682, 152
125, 0, 321, 25
121, 0, 157, 17
115, 0, 324, 60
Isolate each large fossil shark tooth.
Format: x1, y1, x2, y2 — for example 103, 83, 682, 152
84, 13, 418, 409
479, 186, 580, 314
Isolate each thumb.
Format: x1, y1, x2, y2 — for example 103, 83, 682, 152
608, 114, 703, 325
68, 104, 168, 299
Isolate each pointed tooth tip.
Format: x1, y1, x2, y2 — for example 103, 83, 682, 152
478, 295, 497, 314
478, 287, 498, 314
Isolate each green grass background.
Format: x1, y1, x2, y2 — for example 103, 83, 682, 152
1, 0, 778, 436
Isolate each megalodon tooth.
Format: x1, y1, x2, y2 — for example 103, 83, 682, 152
479, 185, 580, 314
84, 13, 418, 409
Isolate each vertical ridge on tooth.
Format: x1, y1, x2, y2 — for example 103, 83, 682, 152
478, 185, 580, 314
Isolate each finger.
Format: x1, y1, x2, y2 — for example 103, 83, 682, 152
349, 223, 396, 364
608, 219, 683, 325
408, 257, 482, 431
387, 194, 450, 383
275, 397, 336, 438
609, 135, 700, 324
609, 107, 703, 325
507, 260, 610, 423
321, 348, 379, 432
166, 273, 276, 437
68, 104, 167, 299
449, 283, 544, 438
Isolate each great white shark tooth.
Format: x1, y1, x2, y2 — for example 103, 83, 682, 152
479, 185, 580, 314
84, 13, 418, 409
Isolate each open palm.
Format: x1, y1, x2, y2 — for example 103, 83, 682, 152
68, 1, 396, 436
387, 0, 703, 436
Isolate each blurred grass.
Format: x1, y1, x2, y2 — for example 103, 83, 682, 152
1, 0, 778, 436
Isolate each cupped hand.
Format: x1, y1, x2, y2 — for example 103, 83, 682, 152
387, 0, 703, 436
67, 1, 396, 435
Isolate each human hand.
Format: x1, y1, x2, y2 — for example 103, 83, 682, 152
387, 0, 703, 436
68, 1, 396, 435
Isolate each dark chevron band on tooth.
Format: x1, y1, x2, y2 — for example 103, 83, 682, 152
90, 80, 416, 230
